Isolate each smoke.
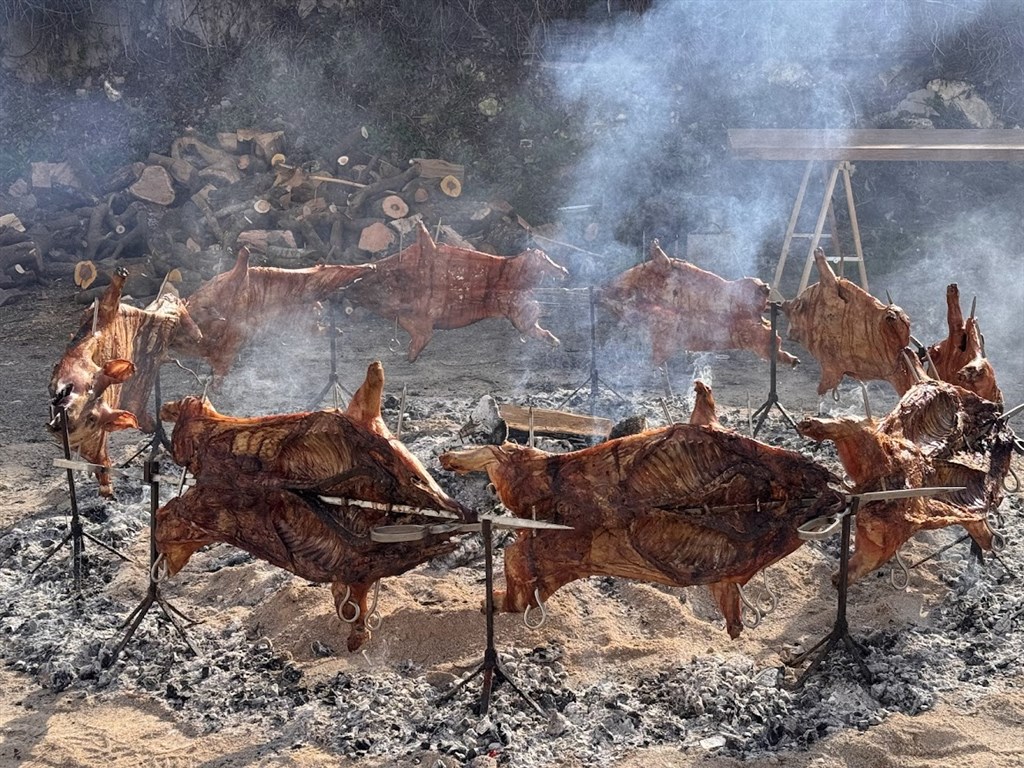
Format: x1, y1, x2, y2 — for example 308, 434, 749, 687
538, 0, 1023, 404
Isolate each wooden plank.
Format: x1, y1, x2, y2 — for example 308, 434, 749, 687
728, 129, 1024, 162
498, 404, 612, 441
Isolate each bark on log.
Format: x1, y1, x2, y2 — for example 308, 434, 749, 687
410, 158, 465, 180
148, 152, 198, 186
99, 162, 145, 195
347, 165, 420, 213
377, 194, 410, 219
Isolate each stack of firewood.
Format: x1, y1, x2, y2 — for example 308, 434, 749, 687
0, 127, 537, 306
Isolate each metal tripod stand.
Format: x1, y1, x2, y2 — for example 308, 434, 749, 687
439, 518, 545, 716
751, 301, 797, 437
34, 406, 131, 593
309, 300, 353, 410
557, 286, 626, 417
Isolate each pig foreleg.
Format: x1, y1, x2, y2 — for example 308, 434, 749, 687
509, 299, 560, 347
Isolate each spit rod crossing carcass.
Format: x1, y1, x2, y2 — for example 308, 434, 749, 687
440, 382, 846, 638
343, 221, 568, 361
595, 239, 799, 368
782, 248, 924, 396
48, 267, 202, 496
798, 380, 1015, 585
172, 245, 375, 386
156, 361, 474, 651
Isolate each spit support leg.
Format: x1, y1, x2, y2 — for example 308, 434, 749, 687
751, 302, 798, 437
308, 299, 353, 411
106, 455, 199, 667
785, 500, 874, 689
33, 405, 130, 593
557, 286, 627, 418
439, 518, 545, 716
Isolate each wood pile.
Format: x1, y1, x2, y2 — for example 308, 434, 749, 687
0, 128, 536, 307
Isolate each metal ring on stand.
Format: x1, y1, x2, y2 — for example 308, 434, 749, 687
523, 588, 546, 629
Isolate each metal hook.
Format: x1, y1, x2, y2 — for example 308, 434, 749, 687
388, 317, 401, 353
336, 584, 361, 624
150, 553, 169, 584
523, 588, 546, 629
889, 550, 910, 590
758, 569, 778, 616
364, 581, 382, 631
737, 584, 762, 629
1003, 467, 1020, 494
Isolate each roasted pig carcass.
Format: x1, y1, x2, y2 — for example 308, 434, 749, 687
440, 382, 845, 638
783, 248, 924, 395
48, 268, 202, 495
343, 221, 568, 361
595, 240, 799, 368
157, 361, 473, 651
924, 284, 1001, 404
174, 246, 374, 385
798, 380, 1014, 585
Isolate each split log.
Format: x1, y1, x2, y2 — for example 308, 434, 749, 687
148, 152, 198, 187
498, 404, 613, 443
31, 162, 83, 190
190, 187, 225, 242
129, 166, 176, 206
0, 213, 26, 233
357, 222, 396, 253
410, 158, 465, 181
237, 230, 298, 251
100, 162, 146, 195
234, 129, 285, 160
436, 224, 474, 249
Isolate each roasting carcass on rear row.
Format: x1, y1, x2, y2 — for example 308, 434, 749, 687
150, 360, 1014, 652
47, 234, 1004, 500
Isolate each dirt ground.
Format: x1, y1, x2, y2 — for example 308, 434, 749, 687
1, 283, 1023, 767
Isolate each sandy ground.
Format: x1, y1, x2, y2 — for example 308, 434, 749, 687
1, 285, 1023, 767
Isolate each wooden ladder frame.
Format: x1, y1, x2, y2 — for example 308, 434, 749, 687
773, 160, 867, 296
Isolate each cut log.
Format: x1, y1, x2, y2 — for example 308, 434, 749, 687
440, 175, 463, 198
413, 187, 430, 204
347, 165, 420, 212
75, 260, 98, 289
31, 161, 82, 190
235, 129, 285, 160
498, 404, 613, 443
0, 213, 25, 233
99, 162, 146, 195
237, 230, 298, 251
357, 222, 396, 253
147, 152, 197, 186
436, 224, 474, 249
129, 166, 176, 206
378, 194, 409, 219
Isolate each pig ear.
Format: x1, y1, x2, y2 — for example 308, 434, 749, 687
99, 408, 139, 432
101, 359, 136, 384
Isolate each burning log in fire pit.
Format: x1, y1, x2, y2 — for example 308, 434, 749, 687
48, 268, 201, 496
594, 240, 799, 369
798, 380, 1015, 586
782, 248, 924, 396
923, 284, 1002, 404
440, 382, 846, 638
171, 245, 375, 386
157, 361, 475, 651
344, 220, 568, 361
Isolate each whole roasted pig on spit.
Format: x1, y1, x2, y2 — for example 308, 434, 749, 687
157, 361, 474, 651
924, 283, 1001, 404
172, 245, 375, 386
440, 382, 845, 638
783, 248, 924, 396
343, 221, 568, 361
798, 380, 1014, 585
595, 239, 799, 368
48, 268, 202, 496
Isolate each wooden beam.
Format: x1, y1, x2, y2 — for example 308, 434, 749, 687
728, 129, 1024, 162
499, 404, 612, 442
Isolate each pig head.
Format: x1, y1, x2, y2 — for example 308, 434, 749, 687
48, 268, 201, 495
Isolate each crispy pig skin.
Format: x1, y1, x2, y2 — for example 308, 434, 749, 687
48, 269, 201, 495
174, 246, 374, 385
798, 380, 1014, 585
925, 284, 1002, 403
157, 361, 472, 651
343, 221, 568, 361
595, 240, 799, 368
440, 383, 844, 638
782, 248, 922, 395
